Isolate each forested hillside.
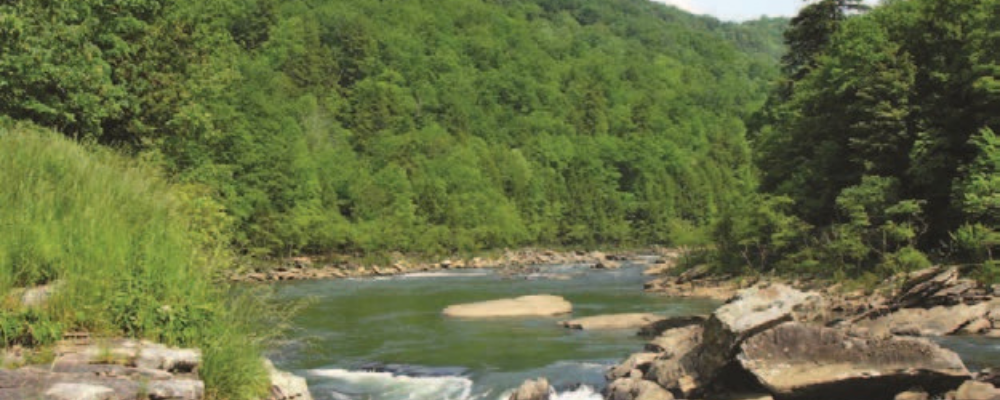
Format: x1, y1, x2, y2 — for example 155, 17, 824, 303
1, 0, 785, 257
714, 0, 1000, 281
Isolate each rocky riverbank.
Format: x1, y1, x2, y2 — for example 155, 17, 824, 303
597, 263, 1000, 400
229, 248, 673, 283
0, 339, 312, 400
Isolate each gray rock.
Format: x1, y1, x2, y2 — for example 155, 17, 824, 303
264, 358, 313, 400
857, 300, 1000, 337
45, 383, 116, 400
685, 283, 821, 394
21, 281, 62, 308
604, 378, 674, 400
136, 343, 201, 373
145, 379, 204, 400
607, 353, 659, 381
738, 322, 970, 400
509, 378, 550, 400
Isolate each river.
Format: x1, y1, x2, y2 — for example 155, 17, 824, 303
268, 261, 1000, 400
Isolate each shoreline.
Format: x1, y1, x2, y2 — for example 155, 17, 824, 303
228, 247, 682, 283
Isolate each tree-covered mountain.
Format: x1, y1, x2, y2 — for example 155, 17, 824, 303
1, 0, 786, 257
715, 0, 1000, 281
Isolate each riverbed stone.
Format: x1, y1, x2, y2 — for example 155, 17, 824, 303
737, 322, 971, 400
443, 295, 572, 318
561, 313, 663, 330
605, 378, 674, 400
607, 353, 659, 381
509, 378, 550, 400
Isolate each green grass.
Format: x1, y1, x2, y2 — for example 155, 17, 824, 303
0, 123, 279, 399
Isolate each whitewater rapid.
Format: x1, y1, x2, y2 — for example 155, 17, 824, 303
309, 368, 604, 400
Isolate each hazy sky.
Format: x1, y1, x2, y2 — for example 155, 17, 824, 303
653, 0, 877, 21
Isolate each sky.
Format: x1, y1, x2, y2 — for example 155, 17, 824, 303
653, 0, 877, 22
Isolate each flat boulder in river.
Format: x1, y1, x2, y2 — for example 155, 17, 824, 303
738, 322, 971, 400
560, 313, 663, 330
443, 295, 572, 318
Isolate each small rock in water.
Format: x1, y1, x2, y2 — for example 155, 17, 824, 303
510, 378, 551, 400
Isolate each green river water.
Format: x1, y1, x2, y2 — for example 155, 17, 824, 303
268, 262, 1000, 400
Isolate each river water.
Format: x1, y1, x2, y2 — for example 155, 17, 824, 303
269, 262, 1000, 400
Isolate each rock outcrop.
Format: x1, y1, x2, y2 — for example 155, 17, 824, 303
606, 282, 975, 400
0, 340, 205, 400
443, 295, 572, 318
738, 322, 970, 400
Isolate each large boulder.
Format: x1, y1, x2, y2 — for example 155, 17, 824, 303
738, 322, 971, 400
443, 295, 572, 318
561, 313, 663, 330
605, 378, 675, 400
685, 284, 821, 392
509, 378, 550, 400
135, 343, 201, 373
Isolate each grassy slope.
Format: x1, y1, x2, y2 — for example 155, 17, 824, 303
0, 123, 274, 399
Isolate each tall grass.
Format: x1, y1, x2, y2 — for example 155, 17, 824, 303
0, 123, 278, 399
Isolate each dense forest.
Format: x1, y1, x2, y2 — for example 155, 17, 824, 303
1, 0, 788, 398
1, 0, 786, 257
712, 0, 1000, 282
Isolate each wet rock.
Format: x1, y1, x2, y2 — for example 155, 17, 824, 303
509, 378, 550, 400
443, 295, 572, 318
264, 358, 313, 400
607, 353, 659, 381
45, 383, 116, 400
604, 378, 674, 400
955, 380, 1000, 400
561, 313, 663, 330
738, 322, 970, 400
594, 260, 622, 270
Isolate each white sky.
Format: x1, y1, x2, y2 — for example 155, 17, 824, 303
653, 0, 879, 22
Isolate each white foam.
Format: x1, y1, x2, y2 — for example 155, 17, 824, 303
495, 385, 602, 400
311, 368, 473, 400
